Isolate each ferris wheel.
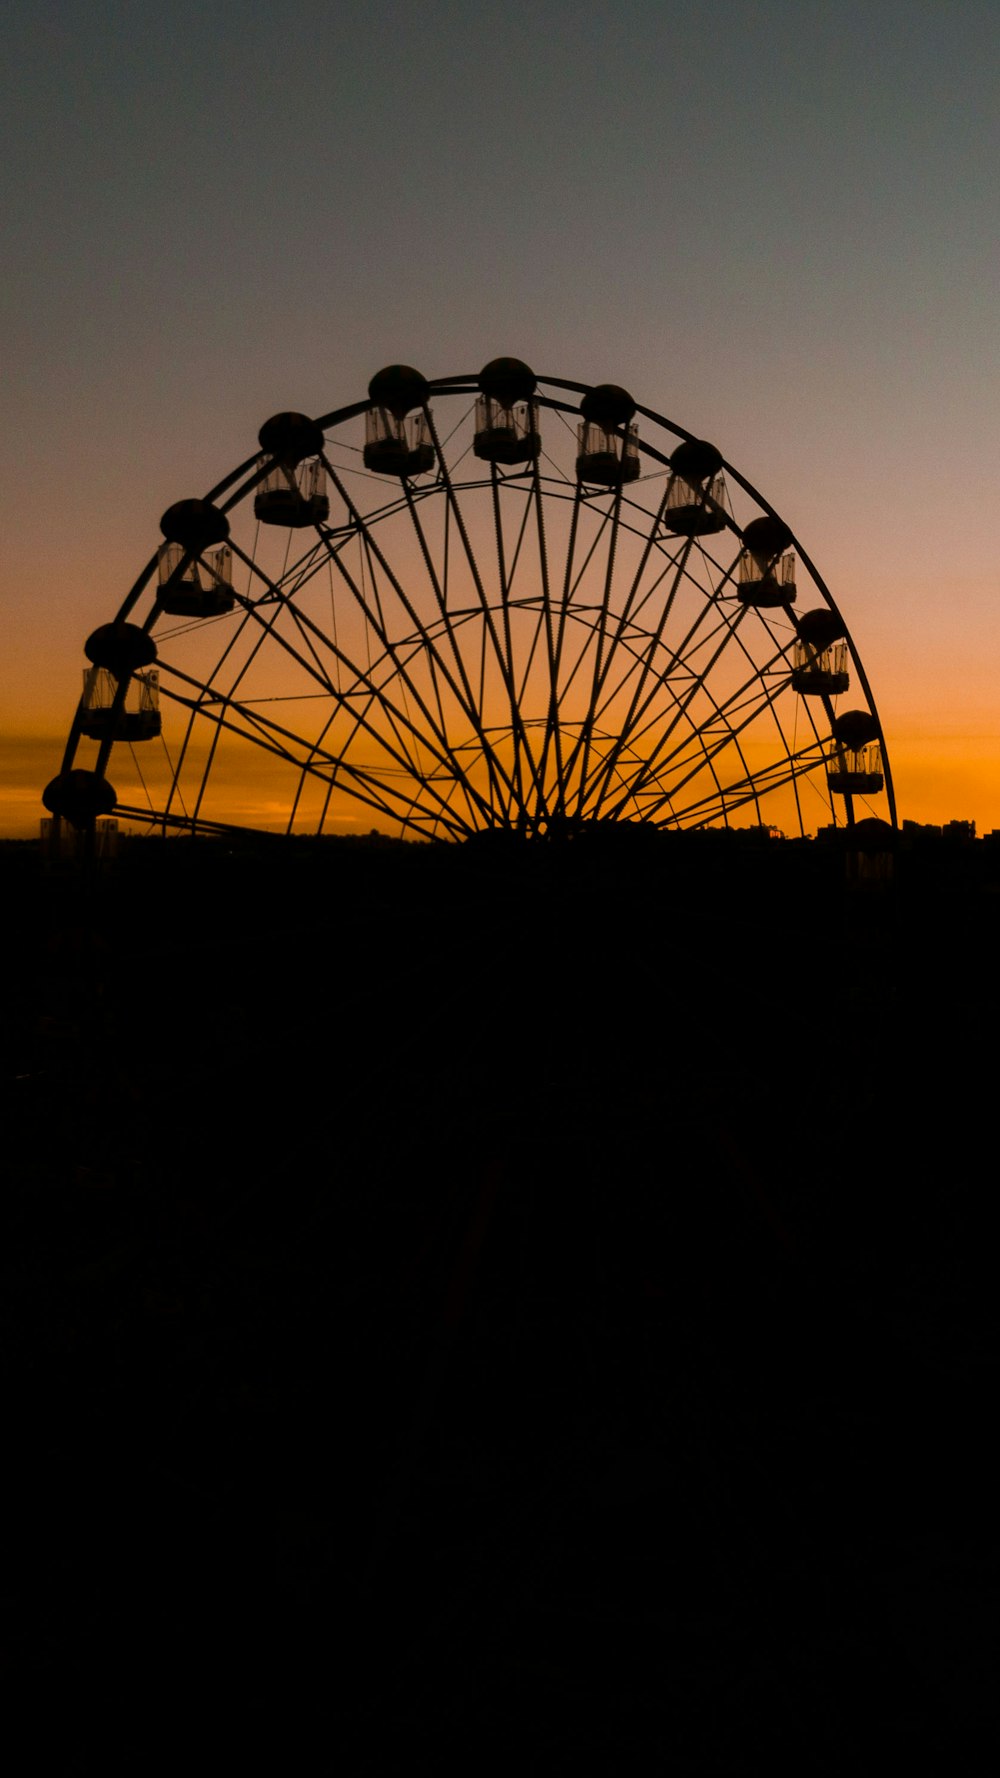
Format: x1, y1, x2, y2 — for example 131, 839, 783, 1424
44, 359, 895, 841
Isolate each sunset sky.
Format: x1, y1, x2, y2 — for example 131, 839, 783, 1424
3, 0, 997, 836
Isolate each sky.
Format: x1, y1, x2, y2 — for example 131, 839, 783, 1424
2, 0, 998, 835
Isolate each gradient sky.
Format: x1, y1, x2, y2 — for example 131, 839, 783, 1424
3, 0, 998, 834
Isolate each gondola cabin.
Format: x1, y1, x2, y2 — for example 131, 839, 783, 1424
737, 550, 796, 608
363, 409, 435, 477
663, 470, 728, 538
792, 636, 849, 695
157, 542, 236, 618
79, 667, 161, 741
254, 460, 330, 528
472, 395, 541, 466
827, 741, 883, 795
826, 710, 884, 794
576, 419, 640, 487
791, 608, 849, 694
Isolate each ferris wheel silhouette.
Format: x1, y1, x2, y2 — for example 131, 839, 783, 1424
44, 358, 894, 840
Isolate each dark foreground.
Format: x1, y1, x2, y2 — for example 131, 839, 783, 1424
4, 831, 999, 1768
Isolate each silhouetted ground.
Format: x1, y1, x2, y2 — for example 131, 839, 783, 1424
3, 831, 999, 1768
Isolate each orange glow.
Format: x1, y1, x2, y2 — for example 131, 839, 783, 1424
13, 721, 1000, 842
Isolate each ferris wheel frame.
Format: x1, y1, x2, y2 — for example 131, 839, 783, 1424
48, 367, 897, 843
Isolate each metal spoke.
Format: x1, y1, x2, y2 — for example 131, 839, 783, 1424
664, 737, 831, 828
157, 673, 469, 839
402, 480, 512, 821
225, 541, 478, 820
566, 472, 627, 815
316, 465, 497, 831
543, 474, 587, 816
600, 601, 753, 823
183, 562, 480, 837
424, 406, 547, 826
574, 620, 761, 828
640, 656, 808, 823
603, 631, 793, 787
569, 533, 708, 815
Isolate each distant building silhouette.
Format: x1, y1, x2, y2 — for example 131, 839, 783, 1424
902, 818, 976, 844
